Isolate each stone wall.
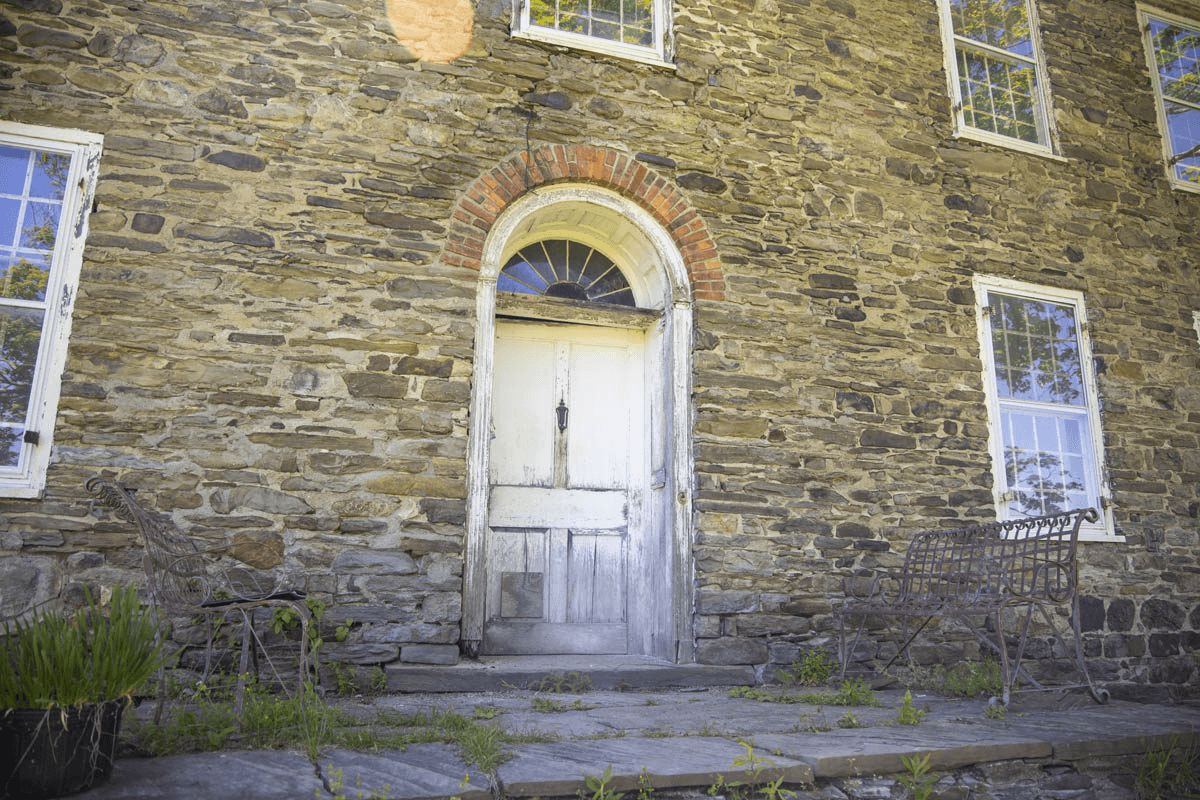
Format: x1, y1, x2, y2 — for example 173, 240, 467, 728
1, 0, 1197, 693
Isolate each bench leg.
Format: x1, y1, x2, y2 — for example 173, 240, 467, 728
1038, 595, 1109, 704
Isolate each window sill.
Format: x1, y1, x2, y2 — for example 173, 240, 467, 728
951, 129, 1067, 163
512, 29, 675, 70
1078, 532, 1125, 544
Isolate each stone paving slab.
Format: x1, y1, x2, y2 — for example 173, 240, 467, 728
496, 736, 814, 797
757, 721, 1053, 778
1001, 703, 1200, 759
319, 746, 492, 800
81, 750, 323, 799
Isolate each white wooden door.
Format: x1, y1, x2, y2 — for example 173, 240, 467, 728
483, 321, 646, 654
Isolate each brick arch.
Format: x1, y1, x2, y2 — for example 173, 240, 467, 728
444, 144, 725, 301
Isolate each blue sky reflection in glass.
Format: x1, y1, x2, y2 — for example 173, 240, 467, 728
499, 240, 635, 306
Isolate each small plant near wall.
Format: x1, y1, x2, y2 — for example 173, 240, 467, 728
896, 690, 926, 726
1135, 736, 1200, 800
899, 753, 937, 800
775, 650, 835, 687
580, 765, 624, 800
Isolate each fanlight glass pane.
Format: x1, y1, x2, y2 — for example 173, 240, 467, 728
499, 240, 635, 306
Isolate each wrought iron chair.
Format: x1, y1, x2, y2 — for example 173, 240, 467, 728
85, 476, 312, 717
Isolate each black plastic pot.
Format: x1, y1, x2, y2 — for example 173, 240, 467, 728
0, 700, 126, 799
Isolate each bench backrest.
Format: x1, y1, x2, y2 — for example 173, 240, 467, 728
897, 508, 1097, 608
87, 476, 213, 613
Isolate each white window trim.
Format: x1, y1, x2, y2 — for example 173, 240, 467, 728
0, 121, 102, 498
973, 275, 1119, 541
511, 0, 674, 68
1138, 5, 1200, 195
935, 0, 1059, 157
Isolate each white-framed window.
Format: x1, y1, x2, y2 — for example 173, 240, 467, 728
1138, 6, 1200, 193
512, 0, 672, 67
935, 0, 1057, 155
0, 121, 102, 497
974, 276, 1116, 540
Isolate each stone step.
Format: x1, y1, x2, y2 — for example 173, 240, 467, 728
385, 655, 756, 693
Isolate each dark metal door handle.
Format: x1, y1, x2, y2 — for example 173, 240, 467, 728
556, 399, 568, 432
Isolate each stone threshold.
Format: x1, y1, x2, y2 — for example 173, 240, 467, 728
385, 654, 756, 693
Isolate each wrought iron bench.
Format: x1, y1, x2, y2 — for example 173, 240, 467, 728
835, 508, 1108, 707
85, 476, 312, 717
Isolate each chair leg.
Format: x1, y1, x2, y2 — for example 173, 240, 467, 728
235, 611, 252, 722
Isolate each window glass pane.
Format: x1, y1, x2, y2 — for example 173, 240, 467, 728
498, 258, 550, 295
530, 0, 556, 28
19, 202, 60, 251
0, 147, 29, 195
592, 0, 621, 41
539, 240, 570, 282
29, 153, 69, 201
0, 425, 21, 468
623, 0, 653, 44
0, 200, 19, 247
1164, 100, 1200, 185
0, 305, 44, 429
950, 0, 1033, 57
557, 0, 590, 34
957, 48, 1040, 143
2, 255, 50, 302
1149, 18, 1200, 106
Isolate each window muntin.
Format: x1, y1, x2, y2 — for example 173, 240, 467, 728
1139, 7, 1200, 191
500, 240, 635, 307
976, 278, 1114, 538
514, 0, 670, 66
0, 122, 101, 497
938, 0, 1055, 152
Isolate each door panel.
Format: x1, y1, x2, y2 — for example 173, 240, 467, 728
483, 321, 644, 655
566, 530, 626, 623
568, 343, 633, 489
490, 337, 556, 488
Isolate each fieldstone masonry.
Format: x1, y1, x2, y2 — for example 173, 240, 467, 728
0, 0, 1197, 695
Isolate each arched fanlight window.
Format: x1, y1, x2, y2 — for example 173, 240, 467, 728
498, 239, 635, 307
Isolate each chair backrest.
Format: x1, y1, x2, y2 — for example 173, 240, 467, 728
86, 476, 212, 613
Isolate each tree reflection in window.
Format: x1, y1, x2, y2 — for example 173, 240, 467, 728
499, 240, 635, 307
529, 0, 655, 47
0, 146, 64, 467
1144, 12, 1200, 187
988, 292, 1095, 518
945, 0, 1049, 145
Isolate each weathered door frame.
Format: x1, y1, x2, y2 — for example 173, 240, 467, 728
462, 185, 695, 662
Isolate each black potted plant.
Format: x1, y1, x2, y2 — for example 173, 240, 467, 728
0, 585, 170, 799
